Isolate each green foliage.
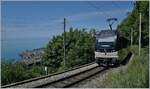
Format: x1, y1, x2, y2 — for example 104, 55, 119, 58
42, 35, 63, 72
42, 28, 95, 72
117, 1, 149, 47
1, 62, 27, 85
118, 47, 130, 61
1, 61, 45, 85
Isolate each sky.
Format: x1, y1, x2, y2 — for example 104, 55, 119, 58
2, 1, 133, 41
1, 1, 134, 60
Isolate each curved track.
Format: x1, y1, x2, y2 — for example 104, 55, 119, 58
2, 63, 107, 88
37, 66, 107, 88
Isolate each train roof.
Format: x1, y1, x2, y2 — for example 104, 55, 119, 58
96, 30, 117, 38
96, 30, 117, 42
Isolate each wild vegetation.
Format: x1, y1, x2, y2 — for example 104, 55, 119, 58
117, 1, 149, 47
1, 60, 45, 85
42, 28, 95, 73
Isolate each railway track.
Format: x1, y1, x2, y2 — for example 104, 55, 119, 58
37, 66, 107, 88
1, 62, 107, 88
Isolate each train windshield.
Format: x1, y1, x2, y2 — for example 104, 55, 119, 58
95, 30, 117, 52
97, 42, 114, 47
95, 42, 115, 52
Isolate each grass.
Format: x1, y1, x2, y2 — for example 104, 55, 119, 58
97, 45, 149, 88
118, 47, 130, 61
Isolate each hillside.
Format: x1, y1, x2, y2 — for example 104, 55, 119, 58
117, 1, 149, 47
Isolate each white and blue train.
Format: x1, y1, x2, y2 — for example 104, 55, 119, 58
95, 30, 119, 66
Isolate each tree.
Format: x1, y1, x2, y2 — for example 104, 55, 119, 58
117, 1, 149, 47
42, 28, 95, 72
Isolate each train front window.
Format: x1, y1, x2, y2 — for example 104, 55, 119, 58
97, 42, 114, 47
95, 42, 115, 51
100, 44, 111, 47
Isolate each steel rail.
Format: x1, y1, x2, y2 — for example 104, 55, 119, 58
37, 66, 107, 88
1, 62, 96, 88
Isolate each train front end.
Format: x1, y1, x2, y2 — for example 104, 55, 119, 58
95, 30, 119, 66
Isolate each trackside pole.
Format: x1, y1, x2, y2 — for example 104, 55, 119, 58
63, 18, 66, 67
131, 28, 133, 46
139, 13, 141, 56
45, 66, 48, 75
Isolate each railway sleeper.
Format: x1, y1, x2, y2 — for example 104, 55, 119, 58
58, 67, 102, 88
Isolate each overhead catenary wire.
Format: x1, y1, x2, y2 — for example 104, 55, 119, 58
87, 1, 115, 30
86, 1, 111, 19
110, 1, 124, 25
111, 1, 134, 16
111, 1, 125, 14
109, 1, 134, 29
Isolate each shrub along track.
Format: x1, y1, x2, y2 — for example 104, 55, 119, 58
1, 52, 133, 88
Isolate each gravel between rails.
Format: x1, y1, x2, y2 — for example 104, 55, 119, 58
6, 63, 98, 88
70, 68, 111, 88
69, 66, 128, 88
70, 53, 134, 88
42, 66, 105, 88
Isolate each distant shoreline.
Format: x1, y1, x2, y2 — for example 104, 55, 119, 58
1, 48, 45, 63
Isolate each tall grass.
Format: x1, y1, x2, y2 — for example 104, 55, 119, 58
98, 45, 149, 88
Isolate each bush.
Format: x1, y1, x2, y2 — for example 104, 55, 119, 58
118, 47, 130, 61
42, 28, 95, 72
1, 62, 28, 85
1, 61, 45, 85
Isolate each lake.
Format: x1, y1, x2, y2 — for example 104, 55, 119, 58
1, 38, 50, 61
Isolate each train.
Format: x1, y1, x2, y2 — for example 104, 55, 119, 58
95, 30, 119, 67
